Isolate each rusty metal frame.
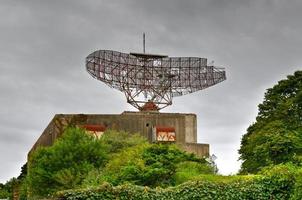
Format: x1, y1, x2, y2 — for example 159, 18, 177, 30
86, 50, 226, 110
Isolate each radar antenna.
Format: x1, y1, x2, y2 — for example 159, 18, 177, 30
86, 43, 226, 111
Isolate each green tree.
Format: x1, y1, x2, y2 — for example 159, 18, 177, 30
0, 183, 10, 199
0, 178, 19, 200
27, 127, 108, 197
96, 144, 211, 187
239, 71, 302, 174
27, 128, 147, 198
17, 163, 28, 200
141, 144, 203, 187
17, 163, 27, 180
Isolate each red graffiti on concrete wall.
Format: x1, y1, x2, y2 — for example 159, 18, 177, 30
81, 124, 106, 139
155, 126, 176, 142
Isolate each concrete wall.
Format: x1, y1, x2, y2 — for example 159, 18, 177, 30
28, 111, 209, 158
184, 115, 197, 143
181, 143, 210, 158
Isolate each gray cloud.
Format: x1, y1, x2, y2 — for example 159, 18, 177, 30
1, 0, 302, 182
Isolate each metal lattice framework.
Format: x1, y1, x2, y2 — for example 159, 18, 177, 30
86, 50, 226, 111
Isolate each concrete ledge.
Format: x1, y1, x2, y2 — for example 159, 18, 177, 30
181, 143, 209, 158
28, 112, 208, 160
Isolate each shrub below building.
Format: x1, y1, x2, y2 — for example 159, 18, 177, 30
26, 127, 214, 199
56, 166, 301, 200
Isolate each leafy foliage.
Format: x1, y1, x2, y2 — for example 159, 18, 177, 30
0, 182, 10, 199
17, 163, 27, 180
17, 163, 28, 200
57, 164, 302, 199
85, 144, 212, 188
259, 163, 302, 200
27, 127, 108, 197
0, 177, 19, 200
99, 129, 147, 154
140, 144, 206, 187
86, 143, 148, 187
56, 168, 300, 200
239, 71, 302, 173
174, 161, 215, 185
27, 127, 214, 198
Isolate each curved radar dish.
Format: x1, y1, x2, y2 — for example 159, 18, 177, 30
86, 50, 226, 111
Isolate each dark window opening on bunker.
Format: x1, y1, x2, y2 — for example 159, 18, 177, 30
146, 123, 149, 127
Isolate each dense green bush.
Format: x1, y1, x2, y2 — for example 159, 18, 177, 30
0, 178, 19, 199
259, 163, 302, 200
56, 163, 302, 200
83, 143, 212, 188
291, 167, 302, 200
99, 129, 147, 155
174, 161, 217, 185
139, 144, 207, 187
12, 126, 302, 199
27, 127, 148, 198
27, 127, 212, 198
27, 127, 107, 197
84, 143, 148, 187
0, 163, 28, 200
0, 183, 10, 199
55, 177, 290, 200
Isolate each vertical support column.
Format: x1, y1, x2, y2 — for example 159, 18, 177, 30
184, 114, 197, 143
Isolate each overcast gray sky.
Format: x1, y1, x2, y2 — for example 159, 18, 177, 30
1, 0, 302, 183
